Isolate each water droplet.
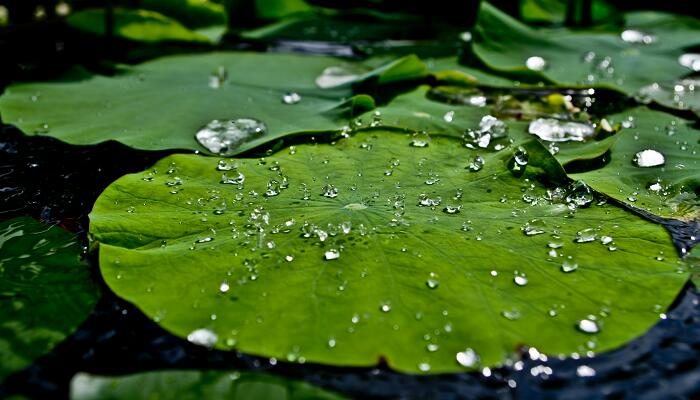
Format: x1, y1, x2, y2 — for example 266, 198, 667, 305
678, 53, 700, 71
418, 194, 441, 207
525, 56, 547, 71
502, 309, 522, 320
321, 184, 339, 198
426, 272, 440, 289
327, 337, 336, 348
577, 319, 600, 334
187, 328, 218, 347
456, 348, 480, 368
418, 363, 431, 372
196, 119, 267, 156
426, 343, 439, 352
380, 302, 392, 313
600, 236, 613, 245
522, 219, 546, 236
620, 29, 655, 44
576, 365, 596, 377
208, 66, 227, 89
468, 155, 485, 172
282, 92, 302, 105
442, 205, 462, 214
443, 111, 455, 122
632, 149, 665, 167
315, 66, 360, 89
216, 160, 238, 171
513, 146, 529, 167
219, 281, 230, 293
324, 249, 340, 260
528, 118, 595, 142
195, 237, 214, 244
264, 179, 281, 197
561, 260, 578, 273
514, 275, 528, 286
575, 228, 597, 243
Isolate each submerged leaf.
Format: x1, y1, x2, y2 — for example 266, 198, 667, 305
0, 218, 99, 381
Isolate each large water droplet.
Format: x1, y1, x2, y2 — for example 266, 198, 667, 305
678, 54, 700, 71
426, 272, 440, 289
561, 260, 578, 273
196, 119, 267, 156
522, 219, 546, 236
528, 118, 595, 142
468, 155, 485, 172
315, 66, 360, 89
321, 184, 339, 198
632, 149, 665, 167
575, 228, 597, 243
208, 66, 228, 89
525, 56, 547, 71
576, 365, 596, 377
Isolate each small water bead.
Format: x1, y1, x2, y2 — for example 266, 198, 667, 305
577, 319, 600, 334
321, 184, 339, 198
456, 348, 480, 368
679, 53, 700, 71
442, 205, 462, 214
561, 260, 578, 273
187, 328, 218, 347
522, 219, 546, 236
315, 66, 360, 89
380, 302, 392, 313
418, 194, 441, 207
196, 118, 267, 156
165, 177, 182, 187
216, 160, 238, 171
324, 249, 340, 260
195, 237, 214, 244
502, 309, 522, 320
632, 149, 665, 167
418, 363, 431, 372
463, 115, 508, 150
443, 111, 455, 122
468, 155, 485, 172
282, 92, 302, 105
575, 228, 597, 243
514, 274, 528, 286
208, 66, 228, 89
620, 29, 655, 44
410, 132, 431, 147
528, 118, 595, 142
513, 146, 529, 167
600, 236, 613, 245
219, 281, 230, 293
221, 172, 245, 185
426, 272, 440, 289
525, 56, 547, 71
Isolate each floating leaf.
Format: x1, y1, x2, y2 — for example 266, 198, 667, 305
0, 52, 430, 155
565, 107, 699, 221
66, 8, 212, 43
90, 129, 685, 373
141, 0, 227, 29
472, 3, 700, 99
70, 370, 345, 400
0, 217, 99, 381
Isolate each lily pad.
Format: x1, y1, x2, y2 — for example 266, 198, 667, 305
66, 8, 213, 43
70, 370, 345, 400
90, 128, 685, 373
564, 107, 699, 222
0, 52, 425, 155
0, 217, 99, 382
140, 0, 227, 29
472, 3, 700, 98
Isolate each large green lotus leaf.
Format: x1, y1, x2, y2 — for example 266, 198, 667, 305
90, 128, 685, 373
66, 8, 212, 43
0, 217, 99, 381
472, 3, 700, 97
70, 370, 344, 400
0, 52, 424, 154
565, 107, 699, 221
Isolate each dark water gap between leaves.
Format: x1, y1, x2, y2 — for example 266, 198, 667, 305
1, 120, 700, 399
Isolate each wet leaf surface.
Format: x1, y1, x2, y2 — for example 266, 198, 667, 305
90, 129, 686, 373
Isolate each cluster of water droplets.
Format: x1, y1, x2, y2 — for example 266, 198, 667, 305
195, 118, 267, 156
